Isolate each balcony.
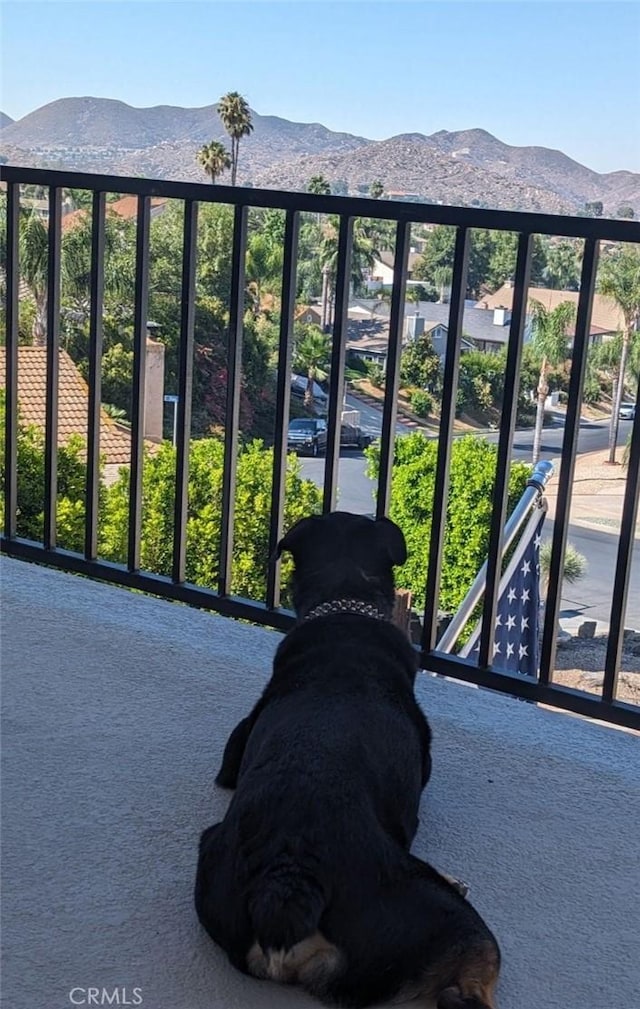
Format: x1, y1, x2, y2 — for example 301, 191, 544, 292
1, 166, 640, 1007
2, 554, 639, 1009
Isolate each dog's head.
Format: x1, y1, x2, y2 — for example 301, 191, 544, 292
277, 511, 407, 620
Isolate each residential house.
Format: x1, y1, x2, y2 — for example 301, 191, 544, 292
367, 250, 422, 290
476, 283, 627, 344
346, 301, 476, 368
294, 305, 323, 328
61, 195, 167, 233
0, 339, 165, 481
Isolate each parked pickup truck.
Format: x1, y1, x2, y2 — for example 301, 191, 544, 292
287, 413, 372, 456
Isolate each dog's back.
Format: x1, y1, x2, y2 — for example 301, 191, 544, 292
198, 614, 428, 960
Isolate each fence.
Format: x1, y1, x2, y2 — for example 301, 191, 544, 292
2, 165, 639, 729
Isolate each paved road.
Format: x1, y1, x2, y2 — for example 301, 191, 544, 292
298, 402, 637, 628
301, 412, 631, 515
547, 519, 640, 629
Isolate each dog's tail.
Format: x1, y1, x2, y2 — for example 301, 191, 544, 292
247, 854, 326, 956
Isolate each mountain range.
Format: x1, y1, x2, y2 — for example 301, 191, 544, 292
1, 97, 638, 217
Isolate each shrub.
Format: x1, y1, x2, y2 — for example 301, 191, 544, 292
410, 390, 433, 418
366, 433, 531, 612
367, 362, 385, 388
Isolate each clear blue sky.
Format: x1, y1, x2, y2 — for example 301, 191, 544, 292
2, 1, 639, 173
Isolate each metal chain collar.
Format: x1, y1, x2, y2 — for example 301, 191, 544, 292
303, 599, 388, 623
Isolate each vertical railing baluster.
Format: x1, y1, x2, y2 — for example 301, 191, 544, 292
422, 226, 470, 651
127, 196, 151, 572
84, 191, 105, 560
603, 373, 640, 703
376, 220, 411, 519
3, 183, 19, 540
266, 210, 300, 609
323, 216, 354, 514
172, 199, 198, 584
538, 238, 599, 684
218, 204, 248, 596
43, 186, 62, 550
478, 233, 532, 668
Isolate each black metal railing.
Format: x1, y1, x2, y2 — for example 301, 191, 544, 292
2, 165, 640, 730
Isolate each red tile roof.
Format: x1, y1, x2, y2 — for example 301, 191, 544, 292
0, 346, 131, 465
60, 196, 167, 232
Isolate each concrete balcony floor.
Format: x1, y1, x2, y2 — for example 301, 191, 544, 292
2, 556, 638, 1009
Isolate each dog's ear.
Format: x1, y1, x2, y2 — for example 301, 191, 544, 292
276, 516, 318, 559
375, 517, 407, 567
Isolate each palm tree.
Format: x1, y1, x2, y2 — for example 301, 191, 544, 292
319, 216, 389, 325
529, 299, 576, 465
598, 245, 640, 463
196, 141, 231, 185
542, 240, 580, 291
217, 92, 253, 186
307, 175, 331, 196
19, 211, 49, 344
245, 231, 283, 313
293, 325, 331, 409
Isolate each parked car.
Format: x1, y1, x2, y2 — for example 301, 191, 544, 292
619, 402, 636, 420
287, 418, 327, 456
287, 418, 372, 456
290, 374, 328, 414
339, 421, 372, 451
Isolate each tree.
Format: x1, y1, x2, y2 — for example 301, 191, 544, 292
400, 334, 441, 391
542, 240, 581, 291
583, 201, 604, 218
245, 230, 284, 313
529, 300, 576, 465
100, 437, 322, 601
598, 244, 640, 463
0, 387, 322, 602
370, 180, 384, 200
217, 92, 253, 186
318, 215, 392, 321
19, 211, 48, 344
0, 389, 89, 550
616, 206, 635, 219
307, 175, 331, 196
293, 324, 331, 409
196, 140, 231, 184
365, 433, 530, 613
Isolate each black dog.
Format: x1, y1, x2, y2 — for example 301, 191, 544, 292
195, 512, 500, 1008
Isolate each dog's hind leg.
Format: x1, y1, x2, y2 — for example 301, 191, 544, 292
435, 941, 500, 1008
398, 938, 499, 1009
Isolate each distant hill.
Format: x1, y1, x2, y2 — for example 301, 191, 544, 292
0, 112, 14, 129
2, 96, 638, 216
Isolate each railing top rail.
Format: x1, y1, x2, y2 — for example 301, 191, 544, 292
3, 165, 640, 243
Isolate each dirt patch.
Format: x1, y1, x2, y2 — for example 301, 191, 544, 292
553, 635, 640, 705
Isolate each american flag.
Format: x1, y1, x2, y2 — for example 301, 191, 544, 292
464, 508, 546, 677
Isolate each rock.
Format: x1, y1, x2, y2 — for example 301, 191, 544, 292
577, 621, 597, 639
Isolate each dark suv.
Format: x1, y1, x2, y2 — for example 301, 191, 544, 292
287, 418, 327, 456
287, 418, 371, 456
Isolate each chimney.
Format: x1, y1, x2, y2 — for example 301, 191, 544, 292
493, 307, 511, 327
144, 337, 165, 442
405, 312, 425, 341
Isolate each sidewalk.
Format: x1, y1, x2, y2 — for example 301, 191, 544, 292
544, 448, 634, 533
